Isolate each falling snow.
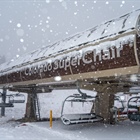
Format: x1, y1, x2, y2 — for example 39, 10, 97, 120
54, 76, 62, 81
106, 1, 109, 4
59, 0, 63, 2
74, 1, 78, 6
122, 1, 125, 4
16, 54, 19, 58
0, 1, 140, 136
20, 39, 24, 43
0, 0, 139, 62
46, 0, 50, 3
17, 23, 21, 28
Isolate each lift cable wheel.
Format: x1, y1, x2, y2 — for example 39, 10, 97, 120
127, 96, 140, 121
61, 83, 103, 125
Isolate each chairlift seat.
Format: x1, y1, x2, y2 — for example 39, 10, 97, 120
8, 93, 25, 104
60, 87, 101, 125
128, 113, 140, 121
9, 100, 25, 103
61, 113, 103, 125
128, 105, 138, 109
127, 96, 140, 121
66, 98, 94, 102
0, 103, 14, 107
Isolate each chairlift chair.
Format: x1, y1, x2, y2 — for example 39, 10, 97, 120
114, 96, 125, 113
0, 103, 14, 107
61, 93, 103, 125
8, 93, 25, 103
127, 96, 140, 121
113, 95, 127, 122
0, 93, 14, 107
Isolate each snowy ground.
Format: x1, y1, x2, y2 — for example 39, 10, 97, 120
0, 89, 140, 140
0, 119, 140, 140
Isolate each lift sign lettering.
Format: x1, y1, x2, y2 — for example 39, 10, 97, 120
24, 43, 133, 76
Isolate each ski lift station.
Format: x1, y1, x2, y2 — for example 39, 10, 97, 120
1, 9, 140, 125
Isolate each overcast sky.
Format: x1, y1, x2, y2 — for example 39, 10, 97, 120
0, 0, 140, 61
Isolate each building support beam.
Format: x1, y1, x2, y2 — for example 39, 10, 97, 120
25, 93, 36, 121
94, 85, 116, 124
24, 87, 40, 121
81, 83, 130, 124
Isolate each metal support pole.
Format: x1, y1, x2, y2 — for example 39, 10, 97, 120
25, 87, 41, 121
1, 88, 7, 116
50, 110, 52, 128
115, 108, 118, 123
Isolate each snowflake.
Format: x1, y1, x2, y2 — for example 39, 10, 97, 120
47, 16, 50, 20
54, 76, 62, 81
74, 1, 78, 6
20, 39, 24, 42
17, 23, 21, 28
46, 0, 50, 3
106, 1, 109, 4
122, 1, 125, 4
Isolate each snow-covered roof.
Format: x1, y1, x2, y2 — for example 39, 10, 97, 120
0, 9, 140, 74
